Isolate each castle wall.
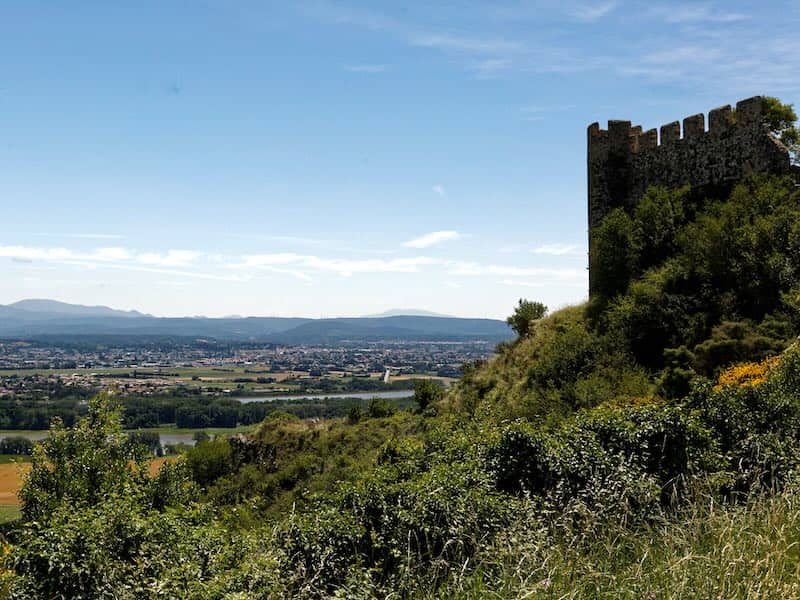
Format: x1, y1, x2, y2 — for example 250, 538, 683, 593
587, 96, 794, 295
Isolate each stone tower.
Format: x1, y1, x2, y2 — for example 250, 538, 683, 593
587, 96, 795, 295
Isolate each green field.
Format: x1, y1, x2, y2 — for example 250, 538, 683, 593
0, 426, 254, 439
129, 424, 256, 436
0, 505, 21, 524
0, 455, 32, 465
0, 366, 315, 379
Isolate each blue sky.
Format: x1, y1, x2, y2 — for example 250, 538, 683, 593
1, 1, 798, 318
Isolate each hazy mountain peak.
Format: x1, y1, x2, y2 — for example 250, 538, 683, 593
7, 299, 148, 318
364, 308, 453, 318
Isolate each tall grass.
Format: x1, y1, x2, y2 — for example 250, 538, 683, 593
426, 483, 800, 599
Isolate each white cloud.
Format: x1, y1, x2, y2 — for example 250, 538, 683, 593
81, 262, 245, 282
0, 245, 128, 263
309, 1, 798, 93
137, 250, 203, 267
67, 233, 126, 240
432, 184, 447, 198
238, 253, 439, 277
94, 247, 132, 261
0, 244, 208, 275
403, 230, 461, 248
568, 1, 619, 22
501, 279, 543, 288
409, 33, 524, 55
648, 4, 748, 24
343, 64, 387, 73
532, 243, 583, 256
448, 261, 586, 281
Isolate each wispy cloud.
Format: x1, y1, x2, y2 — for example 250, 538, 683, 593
432, 184, 447, 198
448, 261, 585, 281
403, 230, 461, 249
343, 64, 387, 73
501, 279, 543, 288
532, 243, 584, 256
568, 1, 619, 22
230, 233, 336, 247
0, 244, 242, 282
304, 2, 595, 75
648, 4, 749, 24
409, 32, 524, 55
501, 277, 586, 289
27, 232, 126, 240
66, 233, 126, 240
237, 253, 439, 277
137, 250, 203, 267
0, 245, 203, 270
305, 1, 799, 92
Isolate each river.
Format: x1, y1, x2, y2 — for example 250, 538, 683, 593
0, 389, 415, 448
234, 389, 415, 404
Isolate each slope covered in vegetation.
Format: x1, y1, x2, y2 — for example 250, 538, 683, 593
3, 166, 800, 597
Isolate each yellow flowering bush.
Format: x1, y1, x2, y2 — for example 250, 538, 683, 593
715, 356, 781, 391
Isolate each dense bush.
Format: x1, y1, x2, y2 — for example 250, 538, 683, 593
592, 176, 800, 372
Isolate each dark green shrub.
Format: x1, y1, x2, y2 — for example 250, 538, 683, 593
367, 398, 396, 419
185, 438, 235, 487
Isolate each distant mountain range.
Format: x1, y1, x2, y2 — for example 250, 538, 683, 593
7, 299, 149, 318
362, 308, 453, 318
0, 300, 512, 343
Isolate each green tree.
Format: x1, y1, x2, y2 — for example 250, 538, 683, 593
185, 438, 235, 487
506, 298, 548, 338
413, 379, 444, 412
20, 393, 150, 522
347, 405, 363, 424
10, 393, 212, 597
763, 96, 799, 163
632, 187, 687, 272
126, 430, 163, 456
366, 397, 395, 418
590, 208, 636, 299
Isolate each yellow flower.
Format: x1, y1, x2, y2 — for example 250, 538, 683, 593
714, 356, 780, 391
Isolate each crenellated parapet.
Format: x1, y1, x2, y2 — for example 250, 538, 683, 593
588, 96, 794, 295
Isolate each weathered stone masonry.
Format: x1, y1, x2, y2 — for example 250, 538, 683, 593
587, 96, 796, 295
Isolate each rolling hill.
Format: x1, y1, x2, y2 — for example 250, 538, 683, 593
0, 300, 511, 343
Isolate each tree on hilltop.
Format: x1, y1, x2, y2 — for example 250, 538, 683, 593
507, 298, 548, 338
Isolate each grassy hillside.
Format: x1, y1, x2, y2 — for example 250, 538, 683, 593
4, 175, 800, 598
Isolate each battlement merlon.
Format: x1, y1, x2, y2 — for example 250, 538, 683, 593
587, 96, 795, 296
587, 97, 773, 154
